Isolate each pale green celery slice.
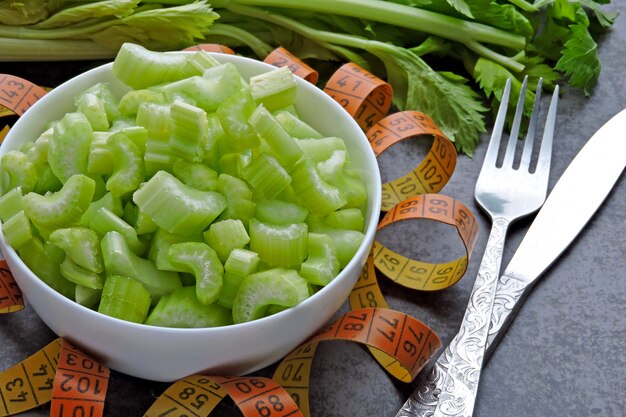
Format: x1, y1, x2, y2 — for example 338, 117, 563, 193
290, 160, 347, 217
87, 132, 114, 175
98, 274, 151, 324
101, 231, 181, 302
0, 187, 23, 222
299, 233, 340, 286
23, 174, 95, 229
274, 110, 323, 139
317, 150, 367, 208
255, 199, 309, 225
169, 101, 208, 162
218, 248, 260, 309
26, 128, 52, 166
60, 258, 103, 290
18, 237, 75, 299
118, 89, 165, 116
48, 112, 93, 183
122, 202, 158, 235
106, 131, 145, 197
117, 125, 147, 155
82, 83, 122, 122
308, 225, 365, 269
184, 51, 220, 77
232, 268, 309, 324
218, 272, 245, 310
90, 174, 107, 201
148, 228, 202, 272
33, 165, 62, 195
249, 218, 308, 268
324, 208, 365, 231
75, 285, 101, 308
133, 170, 227, 236
250, 66, 297, 112
218, 151, 251, 178
241, 153, 291, 199
90, 207, 146, 256
77, 92, 109, 131
136, 103, 172, 175
158, 72, 242, 114
112, 43, 191, 90
249, 105, 303, 170
0, 151, 38, 194
172, 159, 218, 192
295, 137, 348, 163
216, 88, 260, 150
146, 286, 232, 328
203, 219, 250, 263
204, 113, 226, 169
1, 210, 32, 250
79, 192, 123, 227
217, 174, 253, 201
167, 242, 223, 305
49, 226, 103, 274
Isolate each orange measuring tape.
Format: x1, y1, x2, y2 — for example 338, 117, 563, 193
0, 44, 479, 417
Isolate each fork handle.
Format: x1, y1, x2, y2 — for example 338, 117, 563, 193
431, 216, 510, 417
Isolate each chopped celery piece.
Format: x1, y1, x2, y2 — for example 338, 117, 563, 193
48, 112, 93, 183
133, 170, 226, 236
18, 237, 75, 299
146, 286, 232, 328
274, 110, 323, 139
90, 207, 146, 255
290, 160, 347, 217
249, 218, 307, 268
117, 125, 147, 154
204, 113, 226, 169
98, 274, 151, 323
49, 227, 103, 274
216, 88, 260, 150
33, 165, 62, 195
295, 137, 347, 163
300, 233, 340, 286
184, 50, 220, 76
167, 242, 223, 305
118, 89, 165, 116
317, 150, 367, 208
79, 192, 123, 227
106, 131, 145, 197
324, 208, 365, 231
136, 103, 172, 175
255, 199, 308, 225
112, 43, 190, 89
1, 210, 32, 250
87, 132, 114, 175
241, 153, 291, 199
232, 268, 309, 323
59, 258, 103, 290
218, 151, 250, 177
309, 226, 365, 269
203, 219, 250, 263
123, 202, 158, 235
169, 101, 208, 162
77, 92, 109, 131
218, 174, 253, 200
0, 187, 23, 222
157, 74, 241, 114
250, 66, 297, 112
172, 159, 218, 191
249, 105, 303, 170
101, 231, 181, 302
75, 285, 101, 308
218, 248, 259, 309
23, 174, 95, 229
148, 228, 201, 272
219, 272, 245, 310
0, 151, 38, 194
82, 83, 122, 122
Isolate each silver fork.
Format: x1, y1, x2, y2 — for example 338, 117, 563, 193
420, 77, 559, 417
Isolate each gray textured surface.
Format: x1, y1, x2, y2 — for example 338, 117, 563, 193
1, 4, 625, 416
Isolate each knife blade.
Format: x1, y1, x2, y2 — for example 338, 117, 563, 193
395, 108, 626, 417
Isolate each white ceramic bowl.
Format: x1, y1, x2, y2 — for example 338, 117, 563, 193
0, 53, 381, 382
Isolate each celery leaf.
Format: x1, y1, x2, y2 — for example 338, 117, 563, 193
32, 0, 140, 29
555, 22, 600, 96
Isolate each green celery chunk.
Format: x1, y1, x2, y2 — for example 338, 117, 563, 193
117, 125, 147, 154
75, 285, 101, 308
324, 208, 365, 231
106, 131, 145, 197
169, 101, 208, 162
25, 128, 52, 166
255, 199, 308, 225
274, 110, 323, 139
0, 151, 38, 194
87, 132, 114, 175
133, 170, 226, 236
250, 66, 297, 112
23, 174, 95, 229
122, 202, 158, 235
101, 231, 181, 302
98, 274, 151, 323
299, 233, 340, 286
216, 88, 260, 150
81, 82, 122, 122
317, 150, 367, 208
157, 73, 241, 114
218, 248, 260, 309
59, 258, 103, 290
172, 159, 218, 191
146, 286, 232, 328
77, 92, 109, 131
295, 137, 347, 163
136, 103, 172, 175
290, 160, 347, 217
0, 187, 24, 222
18, 237, 75, 299
167, 242, 223, 305
215, 174, 256, 226
249, 105, 303, 170
183, 50, 220, 76
309, 225, 365, 269
203, 112, 226, 169
48, 112, 93, 183
232, 268, 309, 323
119, 89, 165, 116
33, 165, 62, 195
148, 228, 201, 271
79, 192, 123, 227
1, 210, 32, 250
249, 218, 308, 268
218, 151, 251, 177
241, 153, 291, 199
203, 219, 250, 263
49, 227, 103, 274
90, 207, 146, 255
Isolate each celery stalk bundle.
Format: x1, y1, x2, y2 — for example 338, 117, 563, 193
0, 0, 618, 155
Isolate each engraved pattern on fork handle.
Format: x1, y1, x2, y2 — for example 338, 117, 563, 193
432, 216, 510, 417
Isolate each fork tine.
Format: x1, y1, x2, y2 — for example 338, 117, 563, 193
519, 78, 543, 170
534, 84, 559, 177
483, 78, 511, 168
502, 76, 529, 167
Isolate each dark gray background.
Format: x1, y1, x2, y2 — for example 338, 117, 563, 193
1, 3, 625, 416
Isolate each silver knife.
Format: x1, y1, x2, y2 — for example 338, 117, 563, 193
396, 108, 626, 417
